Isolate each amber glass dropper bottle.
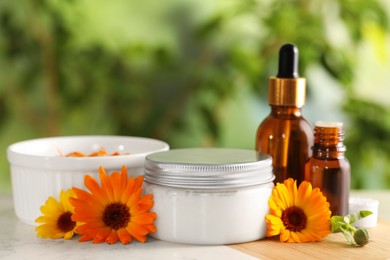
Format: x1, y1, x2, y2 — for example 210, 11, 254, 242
305, 122, 350, 216
256, 43, 313, 184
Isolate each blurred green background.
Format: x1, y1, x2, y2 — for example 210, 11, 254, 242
1, 0, 390, 193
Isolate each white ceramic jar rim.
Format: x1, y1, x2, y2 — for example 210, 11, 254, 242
7, 135, 169, 171
144, 148, 274, 189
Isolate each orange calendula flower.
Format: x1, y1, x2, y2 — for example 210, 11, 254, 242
70, 166, 156, 244
265, 178, 331, 242
35, 189, 79, 240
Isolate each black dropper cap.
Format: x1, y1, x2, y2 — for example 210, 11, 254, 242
276, 43, 299, 78
269, 43, 306, 107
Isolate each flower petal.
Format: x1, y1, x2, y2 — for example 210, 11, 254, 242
99, 166, 115, 202
110, 171, 123, 202
117, 228, 132, 245
106, 230, 119, 244
280, 229, 291, 242
84, 174, 110, 205
126, 224, 147, 243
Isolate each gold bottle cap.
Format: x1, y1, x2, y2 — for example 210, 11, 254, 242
268, 77, 306, 107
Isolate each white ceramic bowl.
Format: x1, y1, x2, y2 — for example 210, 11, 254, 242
7, 135, 169, 225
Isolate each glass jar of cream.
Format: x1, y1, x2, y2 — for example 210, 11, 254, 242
143, 148, 274, 245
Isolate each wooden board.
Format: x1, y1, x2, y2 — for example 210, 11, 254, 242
230, 220, 390, 259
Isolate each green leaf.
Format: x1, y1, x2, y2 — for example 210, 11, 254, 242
347, 210, 373, 224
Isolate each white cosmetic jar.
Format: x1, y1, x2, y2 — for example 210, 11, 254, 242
143, 148, 274, 245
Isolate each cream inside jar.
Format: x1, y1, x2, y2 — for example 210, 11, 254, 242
143, 148, 274, 245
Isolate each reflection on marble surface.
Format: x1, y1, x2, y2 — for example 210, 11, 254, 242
0, 195, 256, 260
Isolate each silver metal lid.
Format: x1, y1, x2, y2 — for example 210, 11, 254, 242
144, 148, 274, 189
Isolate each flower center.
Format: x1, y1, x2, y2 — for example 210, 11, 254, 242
57, 211, 76, 232
102, 203, 131, 230
281, 206, 307, 232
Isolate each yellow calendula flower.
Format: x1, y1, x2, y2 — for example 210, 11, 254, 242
265, 178, 331, 242
35, 189, 78, 240
70, 166, 157, 244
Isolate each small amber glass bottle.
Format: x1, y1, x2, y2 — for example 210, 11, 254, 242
256, 43, 313, 184
304, 122, 350, 216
